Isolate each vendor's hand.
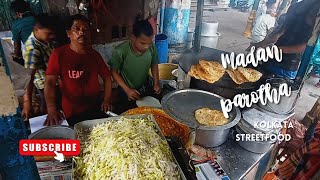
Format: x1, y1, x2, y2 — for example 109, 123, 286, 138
153, 83, 161, 94
125, 88, 141, 101
44, 108, 65, 126
22, 101, 33, 121
101, 99, 112, 112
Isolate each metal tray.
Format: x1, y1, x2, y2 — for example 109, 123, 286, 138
72, 114, 187, 180
28, 125, 75, 139
161, 89, 241, 130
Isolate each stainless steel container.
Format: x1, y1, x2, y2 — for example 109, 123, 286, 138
162, 89, 241, 147
200, 32, 221, 49
258, 78, 300, 114
237, 138, 274, 154
235, 126, 274, 154
28, 125, 75, 139
201, 22, 219, 36
194, 126, 231, 147
186, 31, 194, 49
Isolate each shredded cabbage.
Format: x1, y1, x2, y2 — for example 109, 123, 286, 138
74, 117, 180, 180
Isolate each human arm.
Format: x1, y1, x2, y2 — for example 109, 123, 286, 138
96, 54, 112, 111
108, 48, 140, 100
278, 43, 307, 54
253, 29, 284, 49
11, 23, 23, 59
22, 45, 41, 120
101, 76, 112, 112
22, 69, 36, 120
248, 15, 286, 50
151, 43, 160, 94
111, 69, 140, 100
44, 50, 64, 126
151, 64, 160, 94
44, 75, 64, 126
13, 41, 22, 59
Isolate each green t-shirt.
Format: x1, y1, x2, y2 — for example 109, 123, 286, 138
108, 41, 159, 89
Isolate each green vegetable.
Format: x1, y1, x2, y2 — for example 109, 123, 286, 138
74, 117, 180, 180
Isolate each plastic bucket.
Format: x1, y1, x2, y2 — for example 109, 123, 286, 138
155, 34, 169, 64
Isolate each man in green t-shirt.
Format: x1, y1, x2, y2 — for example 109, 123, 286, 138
108, 18, 160, 102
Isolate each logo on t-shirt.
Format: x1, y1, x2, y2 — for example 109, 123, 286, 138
68, 70, 84, 79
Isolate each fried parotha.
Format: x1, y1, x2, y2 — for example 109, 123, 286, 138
225, 68, 248, 84
188, 64, 216, 83
188, 59, 262, 85
195, 108, 228, 126
237, 67, 262, 82
188, 60, 225, 84
226, 67, 262, 84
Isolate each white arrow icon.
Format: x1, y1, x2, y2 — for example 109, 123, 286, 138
54, 151, 65, 162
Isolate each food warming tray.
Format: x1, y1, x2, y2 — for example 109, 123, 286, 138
161, 89, 241, 130
72, 114, 187, 180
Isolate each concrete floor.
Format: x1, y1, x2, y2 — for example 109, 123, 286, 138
188, 2, 251, 54
294, 77, 319, 121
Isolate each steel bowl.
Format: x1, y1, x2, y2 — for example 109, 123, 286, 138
258, 78, 300, 115
235, 126, 274, 154
162, 89, 241, 147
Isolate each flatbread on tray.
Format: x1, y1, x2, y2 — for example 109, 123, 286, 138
226, 68, 248, 84
195, 108, 228, 126
237, 67, 262, 82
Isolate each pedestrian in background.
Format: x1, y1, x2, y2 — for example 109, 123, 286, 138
10, 0, 35, 65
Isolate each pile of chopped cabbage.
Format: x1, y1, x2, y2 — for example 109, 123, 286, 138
74, 117, 180, 180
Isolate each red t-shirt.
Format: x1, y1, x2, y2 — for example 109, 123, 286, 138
46, 45, 111, 118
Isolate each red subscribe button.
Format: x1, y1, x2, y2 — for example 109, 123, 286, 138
19, 140, 80, 156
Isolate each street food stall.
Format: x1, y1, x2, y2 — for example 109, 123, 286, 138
27, 45, 297, 180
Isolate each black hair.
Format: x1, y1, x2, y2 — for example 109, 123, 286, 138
66, 14, 90, 30
34, 14, 56, 30
132, 16, 153, 37
10, 0, 31, 13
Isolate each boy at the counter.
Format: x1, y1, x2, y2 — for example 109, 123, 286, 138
44, 15, 112, 126
22, 15, 56, 120
108, 17, 160, 109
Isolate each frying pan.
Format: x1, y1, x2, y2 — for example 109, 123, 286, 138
176, 47, 263, 98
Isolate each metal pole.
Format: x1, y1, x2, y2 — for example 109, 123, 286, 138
159, 0, 165, 33
194, 0, 204, 52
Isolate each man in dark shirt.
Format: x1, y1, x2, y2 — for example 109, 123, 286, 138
251, 0, 320, 80
10, 0, 35, 65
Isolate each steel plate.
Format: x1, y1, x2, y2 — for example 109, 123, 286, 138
161, 89, 241, 130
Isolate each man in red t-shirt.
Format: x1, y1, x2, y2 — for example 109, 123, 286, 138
44, 14, 112, 126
